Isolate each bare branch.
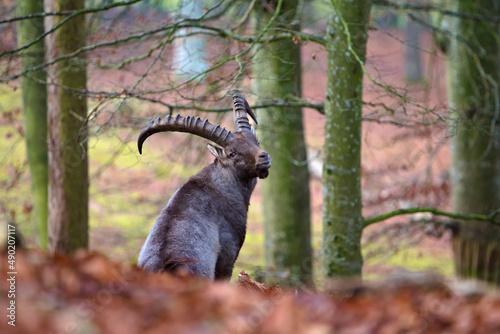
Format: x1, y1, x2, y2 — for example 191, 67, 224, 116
373, 0, 500, 22
0, 0, 142, 25
364, 207, 500, 228
0, 0, 142, 58
2, 22, 324, 83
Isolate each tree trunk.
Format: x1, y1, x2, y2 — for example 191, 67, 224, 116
17, 0, 48, 249
45, 0, 89, 254
253, 0, 313, 286
404, 16, 423, 82
322, 0, 372, 279
173, 0, 209, 78
445, 0, 500, 284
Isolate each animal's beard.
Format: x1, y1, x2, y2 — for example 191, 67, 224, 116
257, 169, 269, 179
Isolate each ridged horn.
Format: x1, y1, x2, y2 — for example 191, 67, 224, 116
233, 94, 257, 133
138, 114, 233, 154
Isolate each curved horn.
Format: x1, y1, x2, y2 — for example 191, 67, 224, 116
138, 114, 233, 154
233, 94, 257, 133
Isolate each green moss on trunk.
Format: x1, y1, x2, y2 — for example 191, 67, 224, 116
253, 0, 313, 286
46, 0, 88, 253
322, 0, 372, 279
17, 0, 48, 249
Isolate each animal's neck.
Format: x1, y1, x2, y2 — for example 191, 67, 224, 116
239, 177, 257, 207
207, 163, 256, 206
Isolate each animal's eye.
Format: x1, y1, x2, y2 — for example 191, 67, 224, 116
228, 152, 236, 158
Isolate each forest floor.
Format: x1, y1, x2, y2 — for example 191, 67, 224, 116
2, 249, 499, 334
0, 25, 455, 286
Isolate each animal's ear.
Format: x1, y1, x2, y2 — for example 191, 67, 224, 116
207, 143, 225, 159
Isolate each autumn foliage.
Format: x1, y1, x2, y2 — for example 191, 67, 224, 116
1, 250, 500, 333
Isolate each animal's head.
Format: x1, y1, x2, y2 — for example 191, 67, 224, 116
138, 94, 271, 180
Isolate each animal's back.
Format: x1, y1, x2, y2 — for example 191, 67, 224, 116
138, 179, 222, 278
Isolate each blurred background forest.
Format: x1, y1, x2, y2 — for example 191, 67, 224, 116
1, 0, 499, 287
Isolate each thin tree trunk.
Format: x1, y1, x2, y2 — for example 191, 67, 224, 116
405, 17, 424, 82
17, 0, 48, 249
45, 0, 89, 254
173, 0, 209, 78
253, 0, 313, 286
322, 0, 372, 279
445, 0, 500, 284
